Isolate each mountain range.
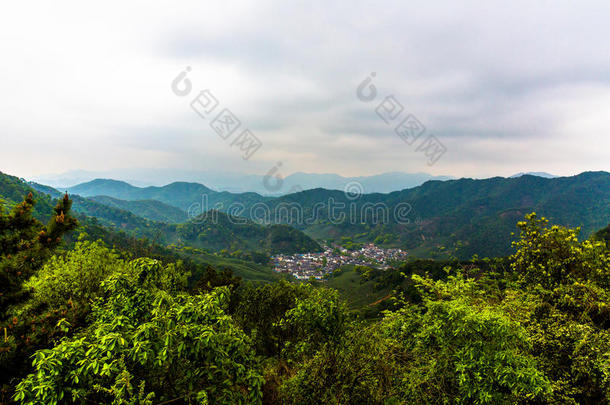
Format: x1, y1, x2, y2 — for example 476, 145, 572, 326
27, 170, 610, 259
3, 173, 320, 257
509, 172, 558, 179
34, 169, 455, 195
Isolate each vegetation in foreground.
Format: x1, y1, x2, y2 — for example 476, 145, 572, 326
1, 192, 609, 404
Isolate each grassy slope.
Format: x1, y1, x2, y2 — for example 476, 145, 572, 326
88, 195, 188, 223
181, 251, 281, 284
324, 265, 394, 308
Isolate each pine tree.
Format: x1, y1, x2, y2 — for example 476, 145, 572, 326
0, 193, 78, 316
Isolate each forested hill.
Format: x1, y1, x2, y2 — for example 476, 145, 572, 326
176, 210, 321, 254
30, 182, 188, 224
252, 171, 607, 257
87, 195, 188, 223
37, 171, 610, 258
66, 178, 270, 211
0, 174, 57, 221
2, 172, 321, 255
30, 181, 187, 224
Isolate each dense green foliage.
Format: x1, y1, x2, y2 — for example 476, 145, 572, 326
70, 199, 320, 256
2, 170, 610, 403
176, 211, 321, 254
14, 260, 263, 404
594, 223, 610, 248
2, 212, 608, 403
0, 174, 57, 222
65, 216, 281, 284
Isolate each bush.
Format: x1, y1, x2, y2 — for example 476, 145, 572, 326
14, 261, 263, 404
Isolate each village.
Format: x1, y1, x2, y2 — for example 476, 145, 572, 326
271, 243, 408, 280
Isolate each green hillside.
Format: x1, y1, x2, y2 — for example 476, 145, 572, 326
5, 209, 609, 404
2, 173, 284, 284
3, 170, 610, 403
64, 172, 610, 258
176, 210, 321, 254
32, 181, 187, 225
88, 195, 188, 223
0, 174, 56, 222
4, 173, 320, 256
67, 178, 271, 211
272, 172, 610, 258
66, 216, 280, 284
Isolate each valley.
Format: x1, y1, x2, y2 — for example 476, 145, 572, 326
4, 3, 610, 402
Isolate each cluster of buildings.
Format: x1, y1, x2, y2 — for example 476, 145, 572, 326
272, 243, 408, 280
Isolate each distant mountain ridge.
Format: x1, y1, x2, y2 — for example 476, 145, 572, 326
265, 171, 455, 195
35, 170, 455, 195
275, 171, 607, 258
28, 171, 610, 259
510, 172, 557, 178
3, 173, 321, 256
65, 179, 270, 212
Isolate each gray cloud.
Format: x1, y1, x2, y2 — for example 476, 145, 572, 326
0, 0, 609, 180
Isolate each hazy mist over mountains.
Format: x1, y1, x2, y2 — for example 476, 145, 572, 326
509, 172, 557, 179
33, 169, 562, 195
23, 170, 608, 260
33, 169, 456, 195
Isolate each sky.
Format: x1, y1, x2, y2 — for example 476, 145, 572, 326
0, 0, 609, 182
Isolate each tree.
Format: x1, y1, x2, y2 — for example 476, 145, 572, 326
278, 324, 406, 404
279, 288, 349, 361
0, 193, 77, 316
14, 259, 263, 404
25, 240, 127, 311
234, 280, 311, 358
506, 214, 610, 403
510, 213, 609, 289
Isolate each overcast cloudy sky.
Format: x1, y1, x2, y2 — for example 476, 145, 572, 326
1, 0, 609, 181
